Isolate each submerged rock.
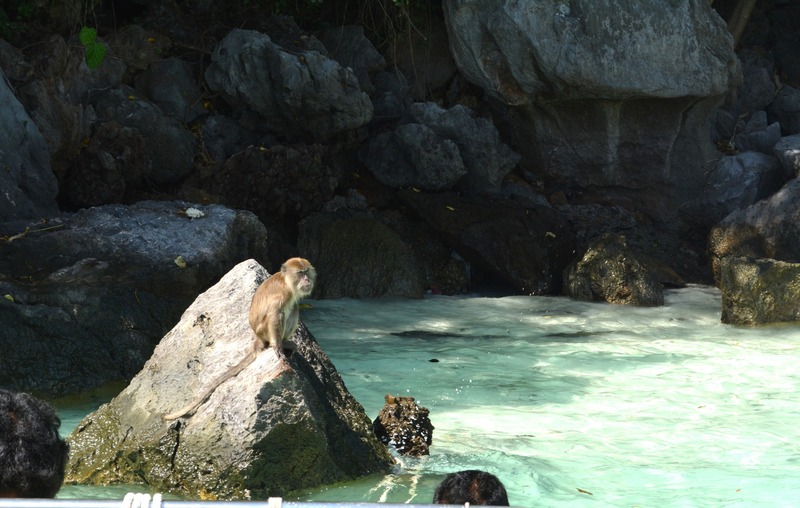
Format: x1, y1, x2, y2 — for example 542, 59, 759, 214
65, 260, 394, 499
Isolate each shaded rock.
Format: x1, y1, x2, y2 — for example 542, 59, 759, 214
199, 114, 272, 162
205, 28, 373, 140
716, 256, 800, 325
106, 25, 172, 71
443, 0, 739, 216
397, 190, 575, 295
409, 103, 520, 194
444, 0, 739, 103
63, 121, 149, 207
0, 201, 268, 396
709, 179, 800, 325
684, 151, 786, 229
298, 214, 425, 299
773, 134, 800, 177
563, 233, 664, 306
359, 123, 465, 190
734, 48, 777, 116
206, 144, 338, 227
0, 68, 59, 221
134, 57, 207, 123
391, 16, 458, 100
65, 259, 394, 499
320, 25, 386, 95
769, 86, 800, 135
371, 70, 412, 126
733, 112, 782, 155
373, 394, 433, 457
87, 85, 196, 187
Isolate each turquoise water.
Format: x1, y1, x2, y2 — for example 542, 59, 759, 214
57, 286, 800, 507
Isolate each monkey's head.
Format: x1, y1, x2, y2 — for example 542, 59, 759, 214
282, 257, 316, 298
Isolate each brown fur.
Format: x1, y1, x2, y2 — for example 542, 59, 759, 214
163, 258, 316, 420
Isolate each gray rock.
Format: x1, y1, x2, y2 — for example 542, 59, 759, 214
444, 0, 739, 103
200, 114, 265, 161
135, 57, 207, 123
320, 25, 386, 94
205, 28, 373, 140
735, 48, 777, 115
709, 178, 800, 325
773, 134, 800, 177
769, 86, 800, 135
442, 0, 740, 215
563, 233, 664, 306
698, 151, 786, 222
359, 123, 466, 190
65, 259, 394, 499
733, 112, 782, 155
410, 103, 520, 194
0, 201, 268, 396
89, 85, 196, 186
0, 68, 59, 221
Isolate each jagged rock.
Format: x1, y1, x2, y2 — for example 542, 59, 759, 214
716, 256, 800, 325
734, 49, 777, 116
733, 112, 782, 155
0, 67, 59, 221
409, 103, 520, 194
106, 25, 172, 71
563, 233, 665, 306
298, 214, 425, 298
373, 394, 433, 457
397, 190, 575, 295
0, 201, 268, 396
205, 28, 373, 140
87, 85, 196, 188
134, 57, 207, 123
359, 123, 466, 190
64, 260, 394, 499
709, 178, 800, 324
320, 25, 386, 95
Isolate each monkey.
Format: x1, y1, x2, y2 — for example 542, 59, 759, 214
163, 257, 316, 420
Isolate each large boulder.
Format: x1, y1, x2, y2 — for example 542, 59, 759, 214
0, 67, 59, 221
0, 201, 268, 396
563, 233, 665, 306
205, 28, 373, 140
298, 214, 425, 299
65, 260, 394, 499
443, 0, 741, 214
709, 178, 800, 324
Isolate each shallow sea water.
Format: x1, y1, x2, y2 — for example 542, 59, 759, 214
57, 286, 800, 507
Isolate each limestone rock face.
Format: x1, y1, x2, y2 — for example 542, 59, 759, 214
65, 260, 394, 499
443, 0, 741, 218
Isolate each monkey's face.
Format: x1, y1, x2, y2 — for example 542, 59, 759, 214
283, 258, 316, 298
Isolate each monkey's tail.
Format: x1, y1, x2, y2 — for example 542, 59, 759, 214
162, 350, 256, 421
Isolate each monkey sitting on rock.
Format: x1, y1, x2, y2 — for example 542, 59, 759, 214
163, 257, 316, 420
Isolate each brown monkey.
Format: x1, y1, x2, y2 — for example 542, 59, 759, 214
164, 258, 316, 420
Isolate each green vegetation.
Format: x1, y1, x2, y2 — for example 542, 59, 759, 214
78, 26, 106, 69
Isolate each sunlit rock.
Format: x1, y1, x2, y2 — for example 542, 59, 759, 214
65, 260, 394, 499
563, 233, 666, 306
709, 178, 800, 325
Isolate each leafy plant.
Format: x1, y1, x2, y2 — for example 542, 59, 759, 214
78, 26, 107, 69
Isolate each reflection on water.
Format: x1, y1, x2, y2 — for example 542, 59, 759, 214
57, 286, 800, 507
